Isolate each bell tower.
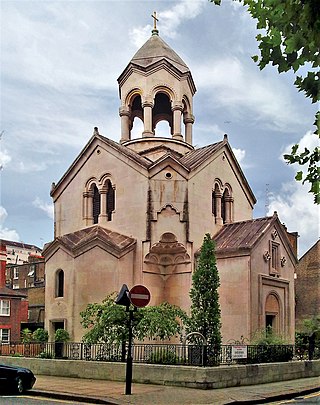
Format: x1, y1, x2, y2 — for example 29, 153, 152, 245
117, 13, 196, 157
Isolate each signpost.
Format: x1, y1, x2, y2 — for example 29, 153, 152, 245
129, 284, 151, 308
115, 284, 151, 395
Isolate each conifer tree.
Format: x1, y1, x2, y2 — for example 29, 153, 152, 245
189, 233, 221, 348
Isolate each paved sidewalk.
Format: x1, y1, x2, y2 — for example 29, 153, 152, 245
30, 375, 320, 404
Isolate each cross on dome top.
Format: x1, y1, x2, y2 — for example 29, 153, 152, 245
151, 11, 159, 35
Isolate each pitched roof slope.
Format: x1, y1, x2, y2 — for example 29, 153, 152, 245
180, 141, 224, 170
213, 216, 276, 252
0, 287, 27, 298
97, 134, 151, 168
43, 226, 136, 259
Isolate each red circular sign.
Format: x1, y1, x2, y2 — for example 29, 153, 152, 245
129, 285, 151, 308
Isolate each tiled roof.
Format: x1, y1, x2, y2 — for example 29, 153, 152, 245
0, 239, 42, 251
213, 216, 276, 252
44, 226, 136, 258
98, 135, 152, 168
0, 287, 27, 298
180, 141, 224, 170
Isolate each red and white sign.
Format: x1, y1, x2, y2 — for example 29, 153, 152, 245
129, 285, 151, 308
232, 345, 247, 359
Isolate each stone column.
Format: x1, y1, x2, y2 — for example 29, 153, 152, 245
119, 107, 131, 143
85, 191, 94, 225
172, 103, 183, 141
215, 192, 223, 225
99, 187, 108, 224
142, 101, 154, 137
224, 196, 233, 224
184, 114, 195, 145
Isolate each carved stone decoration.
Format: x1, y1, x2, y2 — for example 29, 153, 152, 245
271, 230, 278, 240
263, 251, 271, 262
281, 256, 287, 267
144, 232, 191, 279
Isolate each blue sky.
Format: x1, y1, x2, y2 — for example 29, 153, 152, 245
0, 0, 318, 256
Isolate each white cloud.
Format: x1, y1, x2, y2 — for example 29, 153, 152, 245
268, 130, 320, 257
232, 148, 246, 164
33, 197, 54, 219
0, 206, 20, 241
194, 57, 302, 132
0, 149, 11, 169
268, 181, 319, 257
129, 1, 206, 47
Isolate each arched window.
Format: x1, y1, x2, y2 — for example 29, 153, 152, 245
106, 179, 115, 221
212, 190, 217, 217
56, 269, 64, 298
92, 184, 100, 224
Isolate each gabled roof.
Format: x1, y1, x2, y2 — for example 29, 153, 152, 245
43, 226, 136, 260
180, 141, 224, 170
51, 132, 152, 199
213, 214, 298, 263
214, 216, 276, 252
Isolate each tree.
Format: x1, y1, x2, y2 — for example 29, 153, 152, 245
80, 293, 187, 344
211, 0, 320, 204
188, 234, 221, 348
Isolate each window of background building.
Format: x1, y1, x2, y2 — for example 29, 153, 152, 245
0, 328, 10, 343
0, 300, 10, 316
13, 267, 19, 279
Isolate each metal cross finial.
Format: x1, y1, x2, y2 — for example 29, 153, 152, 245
151, 11, 158, 30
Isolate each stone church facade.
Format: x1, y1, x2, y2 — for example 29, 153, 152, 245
43, 25, 297, 343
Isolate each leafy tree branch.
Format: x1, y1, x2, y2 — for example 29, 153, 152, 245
211, 0, 320, 203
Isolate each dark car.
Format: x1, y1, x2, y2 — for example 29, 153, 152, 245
0, 364, 36, 393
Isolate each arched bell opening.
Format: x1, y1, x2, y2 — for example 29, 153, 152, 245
129, 95, 143, 139
154, 120, 172, 137
131, 117, 144, 139
152, 93, 173, 136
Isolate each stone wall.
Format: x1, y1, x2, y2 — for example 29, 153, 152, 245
1, 357, 319, 389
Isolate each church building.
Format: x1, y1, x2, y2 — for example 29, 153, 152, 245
43, 20, 297, 343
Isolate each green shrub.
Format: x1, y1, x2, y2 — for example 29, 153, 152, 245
54, 329, 70, 342
148, 349, 178, 364
247, 345, 294, 363
21, 328, 33, 343
33, 328, 49, 342
38, 351, 54, 359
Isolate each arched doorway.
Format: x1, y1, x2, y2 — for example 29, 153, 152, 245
265, 293, 280, 334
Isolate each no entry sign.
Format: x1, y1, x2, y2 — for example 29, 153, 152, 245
129, 285, 151, 308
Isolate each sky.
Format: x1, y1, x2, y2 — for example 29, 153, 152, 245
0, 0, 319, 257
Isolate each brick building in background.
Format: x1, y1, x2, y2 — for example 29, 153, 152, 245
295, 240, 320, 329
0, 244, 28, 342
5, 249, 45, 332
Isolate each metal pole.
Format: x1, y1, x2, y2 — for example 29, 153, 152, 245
125, 308, 134, 395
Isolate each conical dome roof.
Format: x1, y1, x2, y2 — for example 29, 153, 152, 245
129, 33, 190, 74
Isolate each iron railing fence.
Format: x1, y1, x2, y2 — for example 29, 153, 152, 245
0, 342, 318, 366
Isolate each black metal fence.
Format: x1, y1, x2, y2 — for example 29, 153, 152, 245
1, 341, 318, 366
